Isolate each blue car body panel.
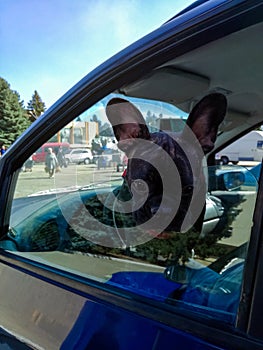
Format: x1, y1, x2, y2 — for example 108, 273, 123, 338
61, 300, 225, 350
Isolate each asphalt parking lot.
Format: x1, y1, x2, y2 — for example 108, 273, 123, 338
15, 163, 123, 198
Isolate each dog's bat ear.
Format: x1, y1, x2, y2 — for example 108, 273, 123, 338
186, 93, 227, 154
106, 98, 150, 146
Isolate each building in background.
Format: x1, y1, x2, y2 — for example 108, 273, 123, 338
57, 121, 99, 147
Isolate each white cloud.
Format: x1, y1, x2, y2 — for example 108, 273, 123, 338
80, 0, 143, 49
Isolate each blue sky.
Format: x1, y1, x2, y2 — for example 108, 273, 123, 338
1, 0, 194, 109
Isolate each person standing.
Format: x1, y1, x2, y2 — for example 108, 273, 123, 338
1, 145, 6, 156
57, 146, 67, 167
45, 148, 58, 178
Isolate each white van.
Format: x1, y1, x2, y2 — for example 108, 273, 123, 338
216, 130, 263, 164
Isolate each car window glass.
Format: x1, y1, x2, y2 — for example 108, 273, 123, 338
8, 93, 258, 325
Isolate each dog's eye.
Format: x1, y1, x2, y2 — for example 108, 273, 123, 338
182, 185, 194, 195
131, 180, 148, 193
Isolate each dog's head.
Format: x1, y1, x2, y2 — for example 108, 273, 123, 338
106, 93, 227, 233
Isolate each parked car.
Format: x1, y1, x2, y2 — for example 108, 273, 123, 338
64, 148, 93, 165
0, 1, 263, 349
32, 142, 70, 163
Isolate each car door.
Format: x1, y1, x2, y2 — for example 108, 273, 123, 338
70, 149, 81, 163
0, 1, 263, 349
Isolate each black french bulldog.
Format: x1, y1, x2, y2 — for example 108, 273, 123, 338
106, 93, 227, 233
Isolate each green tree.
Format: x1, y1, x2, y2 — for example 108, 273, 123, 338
0, 77, 30, 147
146, 110, 158, 130
27, 90, 46, 122
90, 114, 102, 128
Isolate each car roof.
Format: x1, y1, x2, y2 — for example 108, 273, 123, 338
119, 5, 263, 155
166, 0, 210, 22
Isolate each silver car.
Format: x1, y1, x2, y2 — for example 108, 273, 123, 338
64, 148, 93, 165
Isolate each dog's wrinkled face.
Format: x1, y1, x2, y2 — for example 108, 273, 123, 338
106, 94, 227, 232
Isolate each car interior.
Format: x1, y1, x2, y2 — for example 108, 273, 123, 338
3, 17, 262, 328
119, 21, 263, 154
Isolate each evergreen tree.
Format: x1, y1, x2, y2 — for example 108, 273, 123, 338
146, 110, 158, 129
27, 90, 46, 122
90, 114, 102, 128
0, 77, 30, 147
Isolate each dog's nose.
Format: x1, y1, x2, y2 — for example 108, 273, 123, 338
201, 136, 215, 154
203, 144, 214, 154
